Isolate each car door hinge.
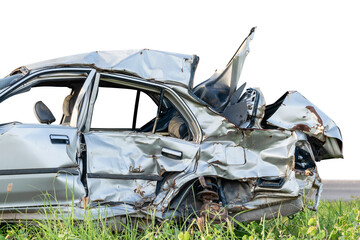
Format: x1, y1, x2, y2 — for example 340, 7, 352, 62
80, 143, 87, 152
77, 143, 86, 158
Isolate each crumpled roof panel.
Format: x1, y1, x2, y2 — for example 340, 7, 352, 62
21, 49, 198, 88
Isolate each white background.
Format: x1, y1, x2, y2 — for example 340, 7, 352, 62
0, 0, 358, 179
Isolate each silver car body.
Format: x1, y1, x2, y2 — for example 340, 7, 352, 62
0, 28, 342, 222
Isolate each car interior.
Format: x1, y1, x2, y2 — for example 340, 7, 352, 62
90, 79, 191, 140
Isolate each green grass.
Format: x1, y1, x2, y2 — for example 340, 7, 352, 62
0, 199, 359, 239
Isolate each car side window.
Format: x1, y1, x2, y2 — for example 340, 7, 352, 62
90, 84, 191, 140
91, 87, 158, 129
0, 86, 71, 125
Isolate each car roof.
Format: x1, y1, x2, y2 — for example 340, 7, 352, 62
9, 49, 199, 89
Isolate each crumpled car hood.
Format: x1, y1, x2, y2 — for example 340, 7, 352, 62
262, 91, 343, 160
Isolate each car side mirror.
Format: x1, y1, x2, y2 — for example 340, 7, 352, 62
34, 101, 56, 124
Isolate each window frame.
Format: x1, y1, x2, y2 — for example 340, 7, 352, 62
85, 72, 203, 143
0, 68, 96, 129
90, 86, 159, 131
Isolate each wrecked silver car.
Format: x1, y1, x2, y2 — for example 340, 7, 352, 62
0, 28, 342, 222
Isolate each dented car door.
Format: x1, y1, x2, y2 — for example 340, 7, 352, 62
0, 69, 96, 208
83, 73, 200, 206
84, 131, 199, 206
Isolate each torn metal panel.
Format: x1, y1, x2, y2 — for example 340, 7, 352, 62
193, 27, 255, 111
239, 88, 266, 128
265, 91, 341, 141
175, 90, 237, 139
264, 91, 343, 160
221, 83, 248, 126
173, 86, 266, 139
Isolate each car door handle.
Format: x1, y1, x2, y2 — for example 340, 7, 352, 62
50, 134, 70, 144
161, 147, 182, 160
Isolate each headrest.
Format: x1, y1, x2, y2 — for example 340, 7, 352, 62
34, 101, 56, 124
63, 94, 76, 117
